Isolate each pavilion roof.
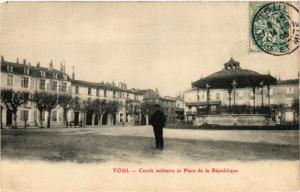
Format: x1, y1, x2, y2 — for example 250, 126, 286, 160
192, 58, 277, 89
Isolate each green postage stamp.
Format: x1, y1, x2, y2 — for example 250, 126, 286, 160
249, 2, 299, 56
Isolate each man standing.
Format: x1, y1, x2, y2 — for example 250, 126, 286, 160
150, 104, 166, 150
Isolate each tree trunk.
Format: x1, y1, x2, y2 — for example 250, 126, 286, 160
146, 115, 149, 125
47, 110, 51, 128
63, 109, 68, 128
0, 107, 3, 129
83, 111, 86, 127
34, 110, 38, 128
12, 111, 17, 129
99, 114, 103, 126
39, 110, 44, 128
92, 113, 95, 126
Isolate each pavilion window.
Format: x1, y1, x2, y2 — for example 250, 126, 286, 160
88, 88, 92, 96
104, 89, 107, 97
269, 88, 274, 95
96, 89, 99, 96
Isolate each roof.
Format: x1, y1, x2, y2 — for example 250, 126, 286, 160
144, 96, 176, 102
1, 57, 143, 95
1, 59, 70, 81
72, 79, 143, 94
192, 58, 277, 89
277, 79, 299, 85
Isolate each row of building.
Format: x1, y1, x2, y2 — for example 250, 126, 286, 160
0, 56, 298, 128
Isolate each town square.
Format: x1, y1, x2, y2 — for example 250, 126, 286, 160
0, 1, 299, 192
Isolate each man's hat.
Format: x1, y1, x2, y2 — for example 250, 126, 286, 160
154, 104, 160, 108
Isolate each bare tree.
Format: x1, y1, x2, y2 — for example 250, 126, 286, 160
1, 89, 29, 128
92, 99, 107, 126
107, 100, 119, 125
58, 94, 77, 127
32, 92, 58, 128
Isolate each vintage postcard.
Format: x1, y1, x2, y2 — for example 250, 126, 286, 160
0, 1, 299, 192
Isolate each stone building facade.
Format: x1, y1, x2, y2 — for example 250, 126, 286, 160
0, 57, 143, 128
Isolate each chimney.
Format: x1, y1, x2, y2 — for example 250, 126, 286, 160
63, 65, 66, 73
1, 56, 4, 62
72, 66, 75, 80
23, 59, 26, 65
17, 58, 19, 64
60, 62, 63, 72
28, 62, 31, 67
37, 62, 40, 68
49, 60, 53, 70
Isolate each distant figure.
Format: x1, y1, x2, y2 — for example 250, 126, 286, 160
150, 104, 166, 150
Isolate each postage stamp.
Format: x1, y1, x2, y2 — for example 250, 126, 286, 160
249, 2, 299, 56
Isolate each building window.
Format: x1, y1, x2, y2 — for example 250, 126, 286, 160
104, 89, 107, 97
40, 79, 46, 90
24, 68, 30, 75
60, 82, 67, 92
113, 91, 116, 98
7, 65, 13, 72
75, 86, 79, 94
20, 110, 29, 121
127, 93, 129, 98
30, 79, 34, 89
285, 98, 293, 107
216, 93, 220, 100
21, 76, 29, 88
53, 73, 58, 79
96, 89, 99, 96
7, 74, 13, 87
88, 88, 92, 95
287, 87, 294, 94
52, 111, 57, 121
120, 113, 123, 123
269, 88, 274, 95
40, 71, 46, 78
50, 81, 57, 91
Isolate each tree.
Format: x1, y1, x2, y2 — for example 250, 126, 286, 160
80, 98, 93, 127
45, 94, 58, 128
92, 99, 107, 126
141, 102, 156, 125
1, 89, 29, 128
32, 92, 58, 128
58, 94, 77, 127
107, 100, 119, 125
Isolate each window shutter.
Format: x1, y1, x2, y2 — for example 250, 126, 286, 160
30, 79, 34, 89
21, 78, 24, 87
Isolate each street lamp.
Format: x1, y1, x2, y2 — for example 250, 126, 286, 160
206, 83, 211, 115
231, 80, 237, 113
259, 81, 264, 108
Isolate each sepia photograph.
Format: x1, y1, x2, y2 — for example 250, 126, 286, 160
0, 1, 299, 191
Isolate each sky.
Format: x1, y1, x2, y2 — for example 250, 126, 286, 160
0, 2, 299, 96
